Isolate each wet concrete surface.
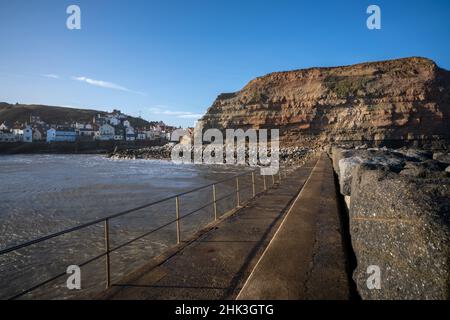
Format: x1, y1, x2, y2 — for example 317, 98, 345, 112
98, 158, 319, 300
237, 153, 351, 300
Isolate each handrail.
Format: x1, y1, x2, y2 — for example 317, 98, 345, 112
1, 166, 287, 300
0, 169, 254, 256
108, 189, 239, 254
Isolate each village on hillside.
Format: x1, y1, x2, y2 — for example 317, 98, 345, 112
0, 109, 177, 143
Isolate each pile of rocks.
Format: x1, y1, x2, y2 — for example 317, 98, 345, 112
330, 145, 450, 299
280, 146, 314, 166
108, 144, 315, 167
108, 144, 173, 160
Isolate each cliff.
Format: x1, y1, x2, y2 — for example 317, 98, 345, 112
201, 57, 450, 146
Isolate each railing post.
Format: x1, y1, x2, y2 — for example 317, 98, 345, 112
236, 176, 240, 207
251, 172, 256, 198
272, 174, 275, 186
175, 196, 181, 244
263, 174, 267, 191
212, 184, 218, 220
279, 170, 282, 184
104, 219, 111, 288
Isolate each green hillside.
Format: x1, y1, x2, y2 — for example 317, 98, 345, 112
0, 102, 152, 128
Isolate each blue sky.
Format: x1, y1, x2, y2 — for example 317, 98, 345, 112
0, 0, 449, 127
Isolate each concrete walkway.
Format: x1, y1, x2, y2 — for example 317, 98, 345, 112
99, 158, 319, 300
237, 153, 351, 299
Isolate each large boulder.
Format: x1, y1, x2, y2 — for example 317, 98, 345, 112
337, 150, 406, 197
433, 152, 450, 164
399, 160, 449, 178
349, 165, 450, 299
395, 149, 433, 162
338, 156, 364, 196
331, 147, 354, 174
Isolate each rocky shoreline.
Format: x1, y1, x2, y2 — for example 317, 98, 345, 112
107, 143, 316, 167
108, 144, 173, 160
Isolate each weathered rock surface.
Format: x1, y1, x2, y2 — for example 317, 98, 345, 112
338, 156, 363, 196
433, 152, 450, 164
350, 168, 449, 299
108, 143, 315, 167
201, 57, 450, 147
331, 147, 450, 299
108, 144, 173, 160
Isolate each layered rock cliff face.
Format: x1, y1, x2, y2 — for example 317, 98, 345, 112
201, 57, 450, 146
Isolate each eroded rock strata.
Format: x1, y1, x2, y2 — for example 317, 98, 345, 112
201, 57, 450, 146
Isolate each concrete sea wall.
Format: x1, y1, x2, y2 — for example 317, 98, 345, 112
330, 146, 450, 299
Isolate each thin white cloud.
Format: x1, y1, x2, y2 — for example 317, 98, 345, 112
149, 106, 204, 119
72, 76, 146, 95
177, 113, 205, 119
42, 74, 60, 79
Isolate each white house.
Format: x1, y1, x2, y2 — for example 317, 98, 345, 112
97, 123, 115, 141
0, 130, 17, 142
153, 126, 162, 138
75, 122, 94, 130
0, 122, 9, 131
12, 126, 24, 141
46, 128, 77, 142
32, 128, 44, 141
145, 130, 156, 140
22, 126, 33, 143
12, 127, 23, 136
46, 128, 56, 142
123, 120, 131, 128
108, 117, 120, 126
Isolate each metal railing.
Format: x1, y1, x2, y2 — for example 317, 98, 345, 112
0, 167, 289, 300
